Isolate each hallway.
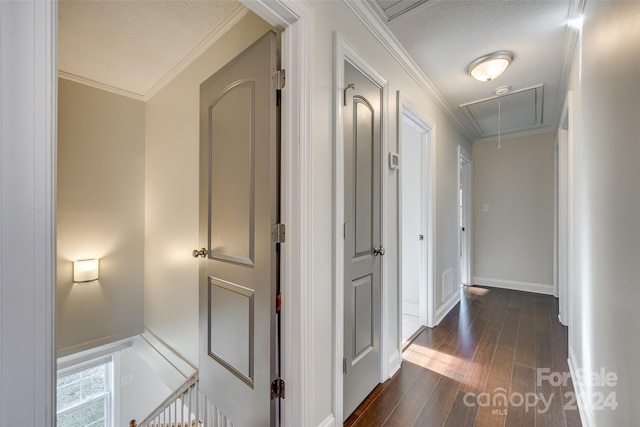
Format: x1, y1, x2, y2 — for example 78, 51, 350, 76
346, 286, 581, 427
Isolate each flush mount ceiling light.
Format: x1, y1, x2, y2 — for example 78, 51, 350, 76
468, 51, 514, 82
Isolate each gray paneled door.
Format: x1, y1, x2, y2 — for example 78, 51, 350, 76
198, 31, 280, 427
343, 61, 383, 420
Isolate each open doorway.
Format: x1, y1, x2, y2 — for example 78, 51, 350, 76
397, 93, 435, 348
458, 147, 472, 287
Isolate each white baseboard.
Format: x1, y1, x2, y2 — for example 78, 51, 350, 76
435, 290, 460, 325
568, 347, 595, 427
473, 277, 554, 295
317, 414, 336, 427
388, 350, 402, 378
402, 302, 420, 317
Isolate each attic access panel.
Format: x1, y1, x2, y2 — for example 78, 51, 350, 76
460, 84, 544, 137
377, 0, 430, 21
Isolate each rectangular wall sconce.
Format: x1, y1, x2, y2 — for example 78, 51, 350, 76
73, 259, 100, 283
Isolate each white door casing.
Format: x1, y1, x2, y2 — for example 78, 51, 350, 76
397, 92, 436, 334
458, 146, 472, 287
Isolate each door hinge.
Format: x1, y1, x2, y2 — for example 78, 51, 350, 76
271, 378, 285, 399
272, 223, 286, 244
343, 223, 347, 240
273, 69, 286, 90
343, 357, 347, 375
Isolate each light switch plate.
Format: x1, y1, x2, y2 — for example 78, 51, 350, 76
482, 203, 489, 212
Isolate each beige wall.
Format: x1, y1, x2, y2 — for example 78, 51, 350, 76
472, 132, 555, 293
57, 78, 145, 355
144, 11, 274, 366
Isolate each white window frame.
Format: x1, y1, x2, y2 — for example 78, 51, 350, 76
56, 356, 115, 427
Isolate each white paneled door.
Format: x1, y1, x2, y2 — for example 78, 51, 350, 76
198, 31, 280, 427
343, 61, 383, 420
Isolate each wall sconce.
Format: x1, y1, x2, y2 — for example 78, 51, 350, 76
73, 259, 100, 283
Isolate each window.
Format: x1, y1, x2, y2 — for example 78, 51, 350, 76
57, 356, 113, 427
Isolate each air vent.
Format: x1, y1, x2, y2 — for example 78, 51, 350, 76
460, 84, 544, 137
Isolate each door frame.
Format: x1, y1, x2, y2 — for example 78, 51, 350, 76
458, 146, 472, 287
397, 92, 436, 335
333, 33, 389, 423
556, 91, 573, 328
241, 2, 315, 426
16, 0, 314, 426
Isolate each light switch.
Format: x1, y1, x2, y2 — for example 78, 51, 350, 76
482, 203, 489, 212
121, 374, 133, 386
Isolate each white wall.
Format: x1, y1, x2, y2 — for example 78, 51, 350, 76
144, 11, 274, 367
57, 78, 146, 355
119, 345, 173, 426
310, 2, 471, 423
472, 132, 555, 294
566, 2, 640, 425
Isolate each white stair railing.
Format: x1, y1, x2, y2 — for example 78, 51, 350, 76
131, 372, 235, 427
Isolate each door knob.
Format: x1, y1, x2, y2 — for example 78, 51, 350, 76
373, 246, 385, 256
192, 248, 207, 258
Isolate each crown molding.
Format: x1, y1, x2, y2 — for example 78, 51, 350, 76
551, 0, 585, 131
344, 0, 475, 142
59, 5, 249, 103
57, 71, 146, 101
144, 5, 249, 101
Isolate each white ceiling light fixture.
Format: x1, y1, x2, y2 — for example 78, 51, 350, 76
468, 51, 514, 82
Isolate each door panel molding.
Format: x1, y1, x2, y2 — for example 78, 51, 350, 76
333, 32, 389, 423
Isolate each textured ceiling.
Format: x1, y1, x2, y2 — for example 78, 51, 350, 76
59, 0, 242, 98
379, 0, 574, 139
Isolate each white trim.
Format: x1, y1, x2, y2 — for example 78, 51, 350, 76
396, 92, 436, 332
57, 337, 133, 372
344, 0, 474, 141
458, 146, 472, 288
58, 6, 250, 102
435, 290, 460, 325
241, 2, 315, 427
402, 302, 420, 317
553, 130, 559, 299
317, 414, 337, 427
333, 33, 389, 423
472, 126, 556, 144
56, 328, 143, 359
145, 6, 249, 100
551, 0, 585, 131
388, 350, 402, 378
57, 71, 146, 101
140, 330, 197, 377
0, 1, 57, 425
568, 348, 595, 427
473, 277, 554, 295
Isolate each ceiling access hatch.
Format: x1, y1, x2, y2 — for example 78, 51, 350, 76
376, 0, 431, 21
460, 84, 544, 137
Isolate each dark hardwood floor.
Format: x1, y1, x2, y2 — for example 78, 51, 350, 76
345, 286, 582, 427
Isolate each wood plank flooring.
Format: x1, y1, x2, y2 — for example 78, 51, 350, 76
345, 286, 582, 427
